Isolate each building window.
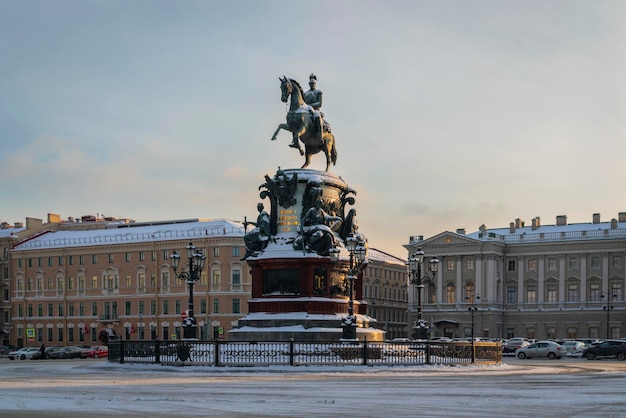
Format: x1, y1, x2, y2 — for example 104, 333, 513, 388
79, 255, 84, 265
590, 256, 600, 269
589, 283, 600, 301
213, 299, 219, 314
92, 254, 97, 264
68, 256, 74, 266
108, 254, 114, 263
37, 304, 43, 317
446, 282, 455, 303
58, 328, 64, 342
526, 285, 537, 303
568, 283, 579, 302
446, 259, 454, 271
161, 271, 169, 287
465, 282, 475, 302
212, 270, 220, 289
162, 300, 169, 315
125, 253, 131, 262
175, 300, 181, 315
465, 259, 474, 271
162, 250, 168, 261
138, 301, 144, 315
150, 300, 156, 315
47, 278, 54, 290
139, 252, 144, 262
547, 258, 557, 270
567, 327, 577, 339
506, 286, 516, 304
92, 302, 98, 316
213, 247, 219, 257
138, 272, 145, 289
232, 247, 240, 257
79, 302, 84, 316
527, 259, 536, 271
151, 251, 157, 261
125, 274, 132, 288
507, 260, 516, 272
232, 269, 241, 286
78, 275, 85, 290
612, 283, 623, 301
546, 284, 557, 303
612, 256, 622, 268
568, 257, 578, 270
200, 298, 207, 314
125, 301, 131, 315
150, 273, 156, 287
48, 303, 53, 316
68, 302, 74, 316
58, 257, 63, 266
57, 277, 64, 291
232, 298, 241, 314
68, 277, 74, 290
58, 303, 64, 316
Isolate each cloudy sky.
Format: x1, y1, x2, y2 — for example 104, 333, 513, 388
2, 1, 625, 256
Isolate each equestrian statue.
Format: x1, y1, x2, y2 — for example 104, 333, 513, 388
271, 74, 337, 171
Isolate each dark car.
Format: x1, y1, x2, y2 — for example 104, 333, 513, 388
49, 346, 84, 359
583, 340, 626, 360
503, 338, 530, 355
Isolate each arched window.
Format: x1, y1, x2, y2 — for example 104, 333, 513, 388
465, 282, 475, 302
446, 282, 455, 304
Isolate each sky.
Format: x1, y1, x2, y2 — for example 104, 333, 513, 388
2, 1, 625, 257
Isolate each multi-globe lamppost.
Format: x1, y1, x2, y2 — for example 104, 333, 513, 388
467, 294, 480, 364
406, 250, 439, 340
601, 290, 617, 340
169, 242, 206, 340
330, 234, 368, 341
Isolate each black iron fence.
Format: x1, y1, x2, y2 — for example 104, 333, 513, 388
108, 340, 502, 367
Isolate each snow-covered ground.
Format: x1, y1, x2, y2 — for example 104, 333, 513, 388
0, 357, 625, 417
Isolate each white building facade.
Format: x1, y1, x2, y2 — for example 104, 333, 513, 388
405, 213, 626, 341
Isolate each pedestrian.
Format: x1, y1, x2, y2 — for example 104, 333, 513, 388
40, 343, 46, 360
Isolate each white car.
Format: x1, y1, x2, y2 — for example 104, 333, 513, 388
562, 340, 586, 358
8, 347, 42, 360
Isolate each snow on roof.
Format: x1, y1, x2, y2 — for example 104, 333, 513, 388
0, 227, 24, 239
368, 248, 405, 265
13, 219, 245, 250
465, 220, 626, 243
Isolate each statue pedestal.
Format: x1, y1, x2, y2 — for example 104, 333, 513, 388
229, 168, 384, 342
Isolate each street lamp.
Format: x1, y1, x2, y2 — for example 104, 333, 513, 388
467, 294, 480, 363
406, 250, 439, 340
601, 291, 617, 340
169, 242, 206, 340
330, 234, 368, 341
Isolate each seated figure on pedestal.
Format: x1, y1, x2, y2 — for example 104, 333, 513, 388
243, 203, 271, 259
294, 199, 341, 256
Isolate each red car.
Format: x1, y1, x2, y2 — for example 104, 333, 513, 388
84, 345, 109, 358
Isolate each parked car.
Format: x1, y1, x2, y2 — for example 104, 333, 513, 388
42, 346, 63, 359
561, 340, 587, 358
516, 341, 564, 359
503, 338, 530, 355
391, 338, 411, 343
49, 346, 84, 359
8, 347, 42, 360
583, 340, 626, 360
83, 345, 109, 358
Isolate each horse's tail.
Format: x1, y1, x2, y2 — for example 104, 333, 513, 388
330, 135, 337, 165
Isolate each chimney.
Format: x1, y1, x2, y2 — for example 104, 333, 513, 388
14, 222, 24, 228
531, 218, 539, 230
593, 213, 601, 224
509, 222, 515, 234
556, 215, 567, 226
515, 218, 521, 229
619, 212, 626, 222
456, 228, 466, 235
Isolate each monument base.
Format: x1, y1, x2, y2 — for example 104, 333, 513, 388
228, 311, 385, 342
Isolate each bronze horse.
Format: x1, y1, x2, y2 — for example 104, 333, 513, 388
271, 76, 337, 171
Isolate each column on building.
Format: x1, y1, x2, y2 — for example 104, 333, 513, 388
537, 255, 545, 307
455, 255, 462, 304
517, 256, 524, 304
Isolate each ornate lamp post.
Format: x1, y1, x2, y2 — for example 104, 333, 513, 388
330, 234, 368, 341
406, 250, 439, 340
601, 290, 617, 339
467, 294, 480, 363
169, 242, 206, 340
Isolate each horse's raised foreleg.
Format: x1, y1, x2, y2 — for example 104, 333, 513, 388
271, 123, 290, 141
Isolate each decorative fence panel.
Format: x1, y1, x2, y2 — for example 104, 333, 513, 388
109, 340, 502, 367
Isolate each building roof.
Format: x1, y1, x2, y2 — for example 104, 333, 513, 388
12, 219, 245, 250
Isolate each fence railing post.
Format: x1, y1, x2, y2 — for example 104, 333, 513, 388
214, 339, 220, 366
119, 340, 125, 364
362, 338, 368, 366
154, 339, 160, 364
289, 338, 294, 367
425, 340, 431, 365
